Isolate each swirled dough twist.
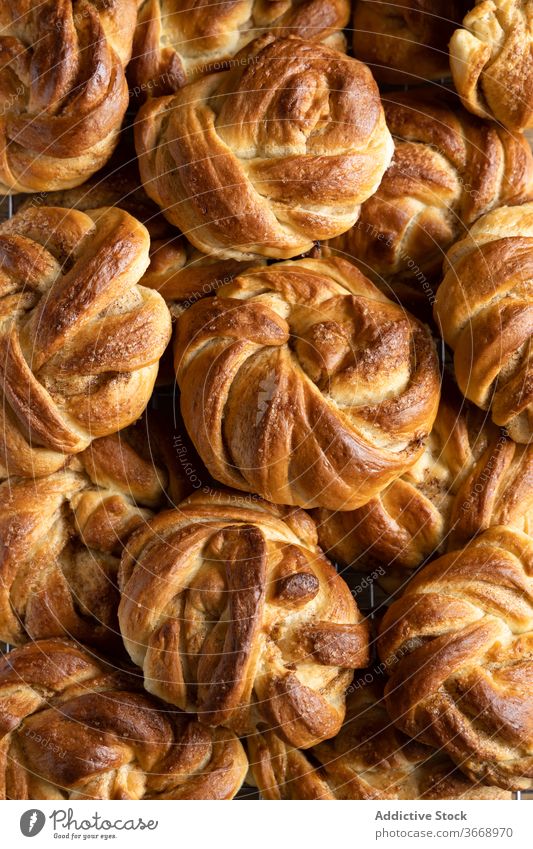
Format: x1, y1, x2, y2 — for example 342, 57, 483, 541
136, 35, 394, 260
247, 680, 511, 799
0, 0, 137, 192
0, 414, 188, 648
378, 526, 533, 790
23, 164, 262, 314
130, 0, 350, 93
0, 205, 172, 478
330, 88, 533, 287
450, 0, 533, 131
175, 257, 441, 510
315, 385, 532, 583
434, 203, 533, 444
118, 488, 369, 748
0, 639, 247, 799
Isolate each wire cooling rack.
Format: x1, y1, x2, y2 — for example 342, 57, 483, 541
0, 180, 530, 802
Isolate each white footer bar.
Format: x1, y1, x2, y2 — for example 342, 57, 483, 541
3, 799, 530, 849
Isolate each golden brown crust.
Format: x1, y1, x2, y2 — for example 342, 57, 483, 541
0, 0, 137, 193
175, 257, 440, 510
0, 414, 188, 648
118, 487, 369, 748
434, 203, 533, 443
0, 639, 247, 799
352, 1, 468, 83
129, 0, 350, 94
450, 0, 533, 131
135, 35, 394, 261
0, 205, 172, 477
378, 526, 533, 790
247, 679, 511, 799
315, 385, 532, 578
22, 164, 260, 313
329, 88, 533, 286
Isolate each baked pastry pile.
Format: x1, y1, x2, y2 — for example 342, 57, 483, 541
247, 679, 511, 799
329, 88, 533, 292
0, 1, 532, 801
0, 639, 247, 799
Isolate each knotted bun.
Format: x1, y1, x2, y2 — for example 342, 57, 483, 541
450, 0, 533, 131
352, 1, 468, 84
175, 257, 441, 510
130, 0, 350, 94
315, 386, 532, 582
136, 35, 394, 260
118, 488, 369, 748
0, 0, 137, 193
434, 203, 533, 444
329, 89, 533, 287
247, 680, 511, 799
378, 526, 533, 790
0, 639, 247, 799
0, 205, 171, 478
0, 415, 188, 648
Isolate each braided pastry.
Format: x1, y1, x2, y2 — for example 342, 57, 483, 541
135, 35, 394, 261
450, 0, 533, 131
118, 488, 369, 748
315, 385, 532, 581
0, 639, 247, 799
0, 1, 137, 193
247, 680, 511, 799
352, 1, 468, 83
0, 205, 171, 478
329, 89, 533, 288
0, 415, 187, 648
434, 203, 533, 444
130, 0, 350, 94
378, 526, 533, 790
175, 257, 441, 510
26, 162, 265, 389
